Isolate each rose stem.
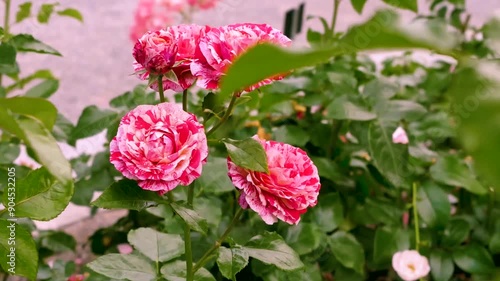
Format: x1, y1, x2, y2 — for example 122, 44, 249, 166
192, 207, 244, 274
182, 89, 188, 111
157, 75, 165, 103
412, 182, 421, 252
0, 0, 12, 87
206, 91, 239, 136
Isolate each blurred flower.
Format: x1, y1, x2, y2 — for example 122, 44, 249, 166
188, 0, 218, 10
191, 23, 292, 90
227, 136, 320, 225
134, 24, 211, 92
117, 243, 134, 254
67, 274, 85, 281
392, 126, 409, 144
110, 103, 208, 194
392, 250, 431, 281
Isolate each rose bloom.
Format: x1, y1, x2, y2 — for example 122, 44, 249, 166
392, 126, 409, 144
130, 0, 178, 42
67, 275, 85, 281
134, 24, 211, 92
110, 103, 208, 194
227, 136, 320, 225
191, 23, 292, 91
188, 0, 218, 10
392, 250, 431, 281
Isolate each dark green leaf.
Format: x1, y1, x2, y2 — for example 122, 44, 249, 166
442, 219, 470, 247
328, 231, 365, 274
326, 96, 376, 121
0, 43, 18, 75
16, 2, 32, 23
368, 121, 409, 187
171, 202, 208, 235
0, 97, 57, 129
430, 155, 487, 195
4, 69, 55, 93
217, 246, 249, 281
41, 231, 76, 252
25, 79, 59, 98
197, 157, 234, 194
37, 3, 56, 23
10, 34, 61, 56
273, 125, 309, 146
52, 113, 74, 142
351, 0, 368, 14
453, 244, 495, 274
91, 179, 162, 210
87, 254, 156, 281
128, 228, 184, 262
161, 260, 216, 281
430, 249, 454, 281
70, 105, 119, 143
417, 182, 451, 228
109, 86, 156, 109
57, 8, 83, 22
284, 223, 324, 255
0, 219, 38, 280
305, 193, 344, 232
2, 168, 73, 220
373, 227, 410, 268
0, 142, 20, 164
489, 220, 500, 254
222, 138, 269, 173
382, 0, 418, 12
243, 232, 303, 271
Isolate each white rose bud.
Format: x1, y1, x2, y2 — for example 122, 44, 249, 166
392, 126, 409, 144
392, 250, 430, 281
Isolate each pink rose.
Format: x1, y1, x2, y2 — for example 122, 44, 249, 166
117, 243, 133, 254
134, 24, 211, 92
392, 126, 409, 144
227, 136, 320, 225
67, 275, 85, 281
188, 0, 218, 10
110, 103, 208, 194
191, 23, 292, 90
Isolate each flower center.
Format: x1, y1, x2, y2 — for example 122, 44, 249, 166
407, 263, 416, 272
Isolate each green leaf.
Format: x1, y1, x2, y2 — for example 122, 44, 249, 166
10, 34, 61, 56
430, 249, 454, 281
305, 193, 344, 232
37, 3, 56, 23
284, 223, 324, 256
489, 220, 500, 254
70, 106, 119, 143
0, 43, 18, 75
453, 244, 495, 274
91, 179, 162, 210
40, 231, 76, 252
376, 100, 427, 122
243, 232, 303, 271
217, 246, 249, 281
171, 202, 208, 235
441, 218, 471, 247
52, 113, 74, 142
87, 254, 156, 281
0, 219, 38, 280
4, 69, 55, 93
382, 0, 418, 12
368, 121, 409, 187
0, 97, 57, 129
16, 2, 32, 23
328, 231, 365, 274
25, 79, 59, 98
325, 96, 376, 121
161, 260, 216, 281
222, 138, 269, 173
273, 125, 309, 147
2, 168, 73, 220
373, 227, 410, 268
109, 86, 157, 110
0, 142, 20, 164
127, 228, 184, 263
430, 155, 487, 195
350, 0, 368, 14
197, 157, 234, 194
57, 8, 83, 22
417, 182, 451, 228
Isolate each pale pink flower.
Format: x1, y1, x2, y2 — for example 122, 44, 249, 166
191, 23, 292, 90
227, 136, 320, 225
110, 103, 208, 194
188, 0, 218, 10
117, 243, 134, 254
392, 126, 409, 144
392, 250, 431, 281
134, 24, 211, 92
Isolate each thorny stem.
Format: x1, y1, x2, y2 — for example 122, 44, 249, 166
193, 208, 244, 273
206, 92, 239, 136
158, 75, 165, 103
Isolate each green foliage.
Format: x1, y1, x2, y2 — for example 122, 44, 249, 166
222, 137, 269, 173
0, 220, 38, 280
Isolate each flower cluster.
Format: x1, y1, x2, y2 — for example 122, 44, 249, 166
130, 0, 219, 41
110, 22, 318, 225
133, 23, 291, 92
